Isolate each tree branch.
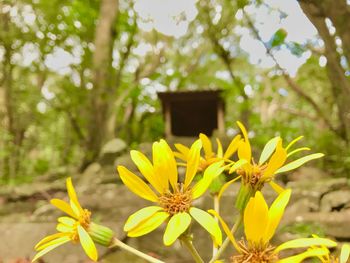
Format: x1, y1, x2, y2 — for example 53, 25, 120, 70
243, 10, 339, 136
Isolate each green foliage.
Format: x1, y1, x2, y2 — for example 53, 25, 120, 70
33, 158, 50, 175
281, 222, 325, 237
1, 0, 349, 185
269, 28, 287, 48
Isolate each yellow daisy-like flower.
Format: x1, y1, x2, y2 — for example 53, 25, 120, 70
226, 121, 324, 210
234, 121, 324, 190
32, 178, 99, 262
211, 190, 337, 263
312, 237, 350, 263
174, 133, 241, 171
118, 139, 224, 246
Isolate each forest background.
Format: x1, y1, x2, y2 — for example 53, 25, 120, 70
1, 0, 350, 185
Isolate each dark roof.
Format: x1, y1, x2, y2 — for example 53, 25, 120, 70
157, 89, 223, 102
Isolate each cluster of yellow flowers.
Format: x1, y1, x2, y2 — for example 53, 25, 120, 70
33, 122, 350, 263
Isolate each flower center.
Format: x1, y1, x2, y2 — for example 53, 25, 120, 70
231, 240, 278, 263
79, 209, 91, 228
70, 209, 92, 242
330, 256, 339, 263
158, 184, 192, 215
237, 163, 268, 190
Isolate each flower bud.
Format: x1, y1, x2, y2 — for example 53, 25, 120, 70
88, 222, 115, 247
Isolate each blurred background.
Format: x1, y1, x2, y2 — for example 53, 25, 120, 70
1, 0, 350, 262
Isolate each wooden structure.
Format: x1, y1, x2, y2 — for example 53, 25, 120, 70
158, 90, 225, 137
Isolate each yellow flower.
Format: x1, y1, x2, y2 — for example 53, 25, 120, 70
225, 121, 324, 210
311, 237, 350, 263
211, 190, 337, 263
118, 139, 224, 246
32, 178, 99, 262
234, 121, 324, 190
174, 133, 241, 171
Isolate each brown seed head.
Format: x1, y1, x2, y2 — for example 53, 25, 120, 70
231, 240, 278, 263
158, 184, 192, 215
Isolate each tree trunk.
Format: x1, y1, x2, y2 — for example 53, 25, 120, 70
82, 0, 119, 169
299, 0, 350, 143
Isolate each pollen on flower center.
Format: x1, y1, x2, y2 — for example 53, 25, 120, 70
231, 240, 278, 263
158, 184, 192, 215
79, 209, 91, 228
238, 163, 268, 190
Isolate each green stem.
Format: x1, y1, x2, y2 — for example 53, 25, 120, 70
213, 194, 220, 257
109, 237, 165, 263
181, 235, 205, 263
209, 214, 243, 263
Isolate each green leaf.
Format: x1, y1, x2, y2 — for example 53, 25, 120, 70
276, 153, 324, 174
270, 29, 288, 47
259, 136, 280, 164
209, 174, 226, 194
288, 42, 305, 57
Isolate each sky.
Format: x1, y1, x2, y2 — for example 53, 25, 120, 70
134, 0, 319, 76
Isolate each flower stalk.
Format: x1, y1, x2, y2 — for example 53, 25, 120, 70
180, 235, 204, 263
209, 214, 243, 263
212, 194, 220, 257
109, 237, 165, 263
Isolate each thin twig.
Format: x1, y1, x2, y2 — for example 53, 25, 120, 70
242, 9, 339, 136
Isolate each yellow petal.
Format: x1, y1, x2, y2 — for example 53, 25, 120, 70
124, 206, 163, 232
184, 139, 202, 189
264, 189, 291, 242
236, 121, 251, 161
57, 216, 76, 226
174, 143, 190, 160
340, 244, 350, 263
130, 150, 163, 193
200, 133, 214, 159
36, 236, 71, 251
159, 139, 178, 190
285, 136, 303, 151
269, 181, 285, 194
275, 237, 337, 253
229, 159, 248, 174
192, 161, 225, 199
66, 177, 83, 215
163, 212, 191, 246
259, 136, 280, 165
216, 138, 223, 159
117, 166, 158, 202
244, 191, 269, 244
56, 223, 73, 233
78, 225, 98, 261
208, 209, 240, 251
263, 140, 287, 179
218, 176, 241, 201
50, 199, 78, 219
32, 237, 70, 262
70, 199, 81, 217
127, 211, 170, 237
35, 232, 68, 250
152, 141, 169, 191
223, 134, 241, 159
275, 153, 324, 174
174, 151, 187, 161
278, 248, 328, 263
237, 140, 251, 163
190, 207, 222, 246
286, 147, 310, 158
